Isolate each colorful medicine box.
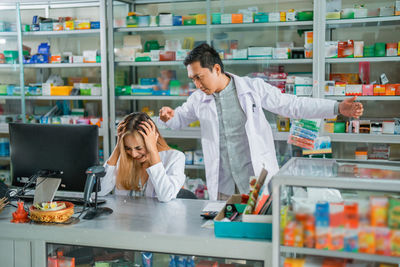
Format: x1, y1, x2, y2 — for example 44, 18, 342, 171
374, 84, 386, 96
362, 84, 374, 95
386, 84, 397, 96
231, 14, 243, 24
345, 84, 362, 96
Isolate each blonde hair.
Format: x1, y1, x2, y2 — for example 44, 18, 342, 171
116, 112, 169, 191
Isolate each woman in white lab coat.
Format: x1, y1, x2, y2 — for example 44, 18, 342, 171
99, 112, 186, 202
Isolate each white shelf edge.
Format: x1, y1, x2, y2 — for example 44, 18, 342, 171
23, 29, 100, 36
25, 96, 103, 100
0, 96, 21, 99
324, 133, 400, 144
0, 32, 17, 37
116, 59, 312, 67
210, 21, 313, 29
0, 64, 20, 68
325, 96, 400, 101
159, 128, 201, 139
336, 158, 400, 165
281, 246, 400, 264
327, 16, 400, 25
185, 165, 205, 170
24, 63, 101, 68
116, 95, 188, 100
326, 57, 400, 63
115, 25, 207, 32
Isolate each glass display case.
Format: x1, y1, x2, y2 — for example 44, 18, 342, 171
272, 157, 400, 267
47, 243, 263, 267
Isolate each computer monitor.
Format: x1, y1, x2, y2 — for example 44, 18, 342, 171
9, 123, 99, 193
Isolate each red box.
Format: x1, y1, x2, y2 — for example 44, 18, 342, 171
385, 84, 397, 96
373, 84, 386, 96
362, 84, 373, 95
159, 51, 176, 61
338, 40, 354, 58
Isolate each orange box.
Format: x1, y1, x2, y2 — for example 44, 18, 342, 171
50, 86, 73, 96
385, 84, 397, 96
231, 14, 243, 23
373, 84, 386, 96
50, 55, 61, 63
396, 84, 400, 95
280, 12, 286, 21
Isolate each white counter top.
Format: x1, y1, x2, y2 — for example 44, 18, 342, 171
0, 196, 272, 266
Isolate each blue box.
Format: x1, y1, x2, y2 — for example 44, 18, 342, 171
40, 22, 53, 31
152, 90, 170, 96
140, 78, 157, 85
173, 16, 182, 26
214, 195, 272, 240
131, 86, 153, 95
38, 43, 50, 54
90, 21, 100, 29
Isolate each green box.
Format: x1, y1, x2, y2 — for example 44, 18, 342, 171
375, 43, 386, 57
214, 195, 272, 240
211, 13, 221, 24
4, 50, 18, 64
80, 89, 91, 96
297, 11, 313, 21
334, 122, 346, 133
0, 85, 7, 95
254, 12, 268, 23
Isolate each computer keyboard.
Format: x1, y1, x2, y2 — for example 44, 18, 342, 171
16, 195, 106, 206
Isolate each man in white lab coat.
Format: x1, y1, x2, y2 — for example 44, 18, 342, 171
159, 44, 363, 201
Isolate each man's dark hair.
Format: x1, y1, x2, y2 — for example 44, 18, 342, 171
184, 43, 224, 73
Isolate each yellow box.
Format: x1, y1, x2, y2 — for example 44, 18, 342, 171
398, 41, 400, 56
195, 14, 207, 25
64, 20, 74, 31
51, 86, 73, 96
75, 20, 90, 30
280, 12, 286, 22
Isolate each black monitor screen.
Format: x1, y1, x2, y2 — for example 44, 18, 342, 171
9, 123, 98, 192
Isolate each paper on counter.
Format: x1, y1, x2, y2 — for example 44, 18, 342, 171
202, 202, 225, 212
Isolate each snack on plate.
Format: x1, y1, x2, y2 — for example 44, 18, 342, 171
29, 201, 74, 223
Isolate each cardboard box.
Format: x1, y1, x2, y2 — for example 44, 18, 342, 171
345, 84, 362, 96
214, 194, 272, 239
334, 82, 346, 95
386, 84, 397, 96
83, 50, 97, 63
362, 84, 374, 96
269, 12, 280, 22
373, 84, 386, 96
221, 14, 232, 24
232, 49, 247, 60
159, 13, 172, 26
231, 14, 243, 24
247, 47, 272, 58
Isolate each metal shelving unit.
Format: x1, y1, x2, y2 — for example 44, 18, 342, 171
272, 158, 400, 267
326, 56, 400, 63
210, 21, 313, 30
325, 96, 400, 101
325, 133, 400, 144
117, 95, 189, 101
24, 63, 101, 68
23, 29, 100, 36
115, 25, 207, 33
280, 246, 400, 265
116, 58, 312, 67
1, 1, 111, 158
326, 16, 400, 28
23, 96, 103, 100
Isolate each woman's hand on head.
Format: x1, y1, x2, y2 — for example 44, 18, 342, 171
138, 120, 159, 154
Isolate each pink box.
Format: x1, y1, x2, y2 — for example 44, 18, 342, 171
362, 84, 373, 95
